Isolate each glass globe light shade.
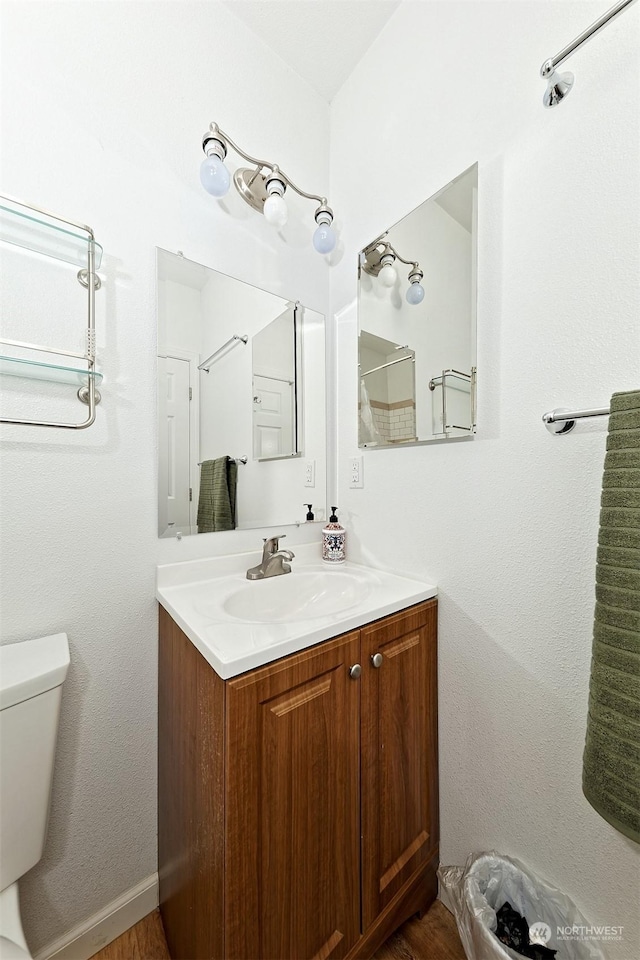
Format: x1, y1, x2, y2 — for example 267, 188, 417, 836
378, 263, 397, 287
200, 155, 231, 197
313, 222, 336, 254
263, 193, 289, 227
406, 281, 425, 305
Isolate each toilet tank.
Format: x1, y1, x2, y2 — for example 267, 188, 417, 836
0, 634, 70, 892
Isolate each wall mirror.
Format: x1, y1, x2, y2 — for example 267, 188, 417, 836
358, 163, 477, 447
157, 249, 326, 537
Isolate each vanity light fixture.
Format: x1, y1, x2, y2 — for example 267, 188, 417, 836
378, 252, 398, 288
406, 265, 425, 305
360, 237, 425, 306
200, 123, 337, 254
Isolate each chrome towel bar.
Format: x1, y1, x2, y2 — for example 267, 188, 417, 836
540, 0, 638, 107
198, 456, 247, 465
359, 354, 414, 378
543, 406, 610, 435
198, 334, 248, 372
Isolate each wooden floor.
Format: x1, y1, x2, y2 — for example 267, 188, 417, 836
90, 900, 465, 960
89, 909, 170, 960
373, 901, 465, 960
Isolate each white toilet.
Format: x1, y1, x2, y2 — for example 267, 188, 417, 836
0, 634, 70, 960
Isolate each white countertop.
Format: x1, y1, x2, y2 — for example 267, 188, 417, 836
156, 544, 437, 679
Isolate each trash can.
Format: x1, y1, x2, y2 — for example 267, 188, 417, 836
438, 852, 606, 960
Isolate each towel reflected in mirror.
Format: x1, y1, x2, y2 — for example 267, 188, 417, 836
197, 457, 238, 533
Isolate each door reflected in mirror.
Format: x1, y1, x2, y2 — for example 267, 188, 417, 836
157, 250, 326, 538
358, 163, 477, 447
252, 306, 300, 460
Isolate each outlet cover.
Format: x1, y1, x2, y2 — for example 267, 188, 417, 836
349, 456, 364, 488
304, 459, 315, 487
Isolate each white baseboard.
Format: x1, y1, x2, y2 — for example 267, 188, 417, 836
34, 874, 159, 960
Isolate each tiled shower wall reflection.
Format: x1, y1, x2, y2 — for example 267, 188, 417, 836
369, 400, 416, 442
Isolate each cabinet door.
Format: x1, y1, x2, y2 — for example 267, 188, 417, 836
360, 600, 438, 930
225, 632, 361, 960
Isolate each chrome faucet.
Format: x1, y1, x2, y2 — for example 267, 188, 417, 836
246, 534, 295, 580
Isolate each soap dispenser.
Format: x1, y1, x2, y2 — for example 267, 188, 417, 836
322, 507, 346, 564
304, 504, 314, 521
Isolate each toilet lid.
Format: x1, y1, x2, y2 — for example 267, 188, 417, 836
0, 937, 31, 959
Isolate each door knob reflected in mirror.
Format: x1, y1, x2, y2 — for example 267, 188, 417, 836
371, 653, 383, 668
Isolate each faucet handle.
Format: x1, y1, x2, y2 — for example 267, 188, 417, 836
263, 533, 287, 552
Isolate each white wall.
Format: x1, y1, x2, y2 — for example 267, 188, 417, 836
159, 279, 203, 357
253, 308, 295, 382
0, 1, 329, 953
331, 2, 639, 956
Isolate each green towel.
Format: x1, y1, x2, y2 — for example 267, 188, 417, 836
196, 457, 238, 533
583, 389, 640, 843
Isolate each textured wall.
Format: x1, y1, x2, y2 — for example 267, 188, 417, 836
2, 1, 639, 956
0, 1, 329, 953
330, 2, 639, 958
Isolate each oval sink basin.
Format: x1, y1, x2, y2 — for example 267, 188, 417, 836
223, 570, 370, 623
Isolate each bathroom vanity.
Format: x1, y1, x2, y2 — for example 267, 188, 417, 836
157, 553, 438, 960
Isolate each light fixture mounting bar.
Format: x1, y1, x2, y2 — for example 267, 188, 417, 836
361, 235, 420, 277
205, 122, 327, 205
360, 232, 424, 304
200, 122, 337, 253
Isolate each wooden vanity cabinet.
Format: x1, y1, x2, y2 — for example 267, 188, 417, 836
225, 630, 362, 960
360, 602, 439, 933
158, 598, 438, 960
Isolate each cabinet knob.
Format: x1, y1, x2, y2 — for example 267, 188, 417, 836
371, 652, 384, 668
349, 663, 362, 679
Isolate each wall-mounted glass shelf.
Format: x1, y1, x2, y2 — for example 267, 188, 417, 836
0, 354, 103, 387
0, 201, 103, 269
0, 193, 102, 429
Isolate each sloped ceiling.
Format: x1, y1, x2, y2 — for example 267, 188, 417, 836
222, 0, 401, 102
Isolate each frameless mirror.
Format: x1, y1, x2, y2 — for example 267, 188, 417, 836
358, 163, 477, 447
157, 249, 326, 537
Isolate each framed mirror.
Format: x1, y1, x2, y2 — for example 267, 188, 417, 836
157, 249, 326, 537
358, 163, 477, 447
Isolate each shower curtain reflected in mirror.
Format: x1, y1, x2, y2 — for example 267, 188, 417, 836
359, 378, 382, 446
358, 330, 416, 446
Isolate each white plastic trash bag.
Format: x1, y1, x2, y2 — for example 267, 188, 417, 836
438, 852, 606, 960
